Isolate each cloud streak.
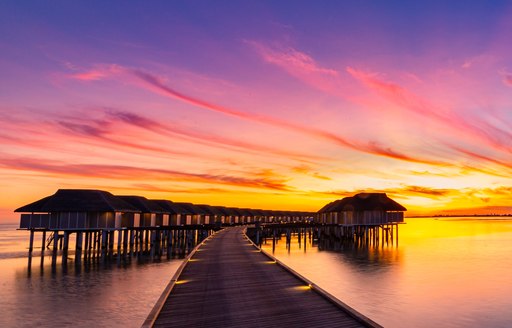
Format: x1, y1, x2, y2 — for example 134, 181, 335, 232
0, 157, 291, 191
347, 66, 512, 154
67, 64, 442, 165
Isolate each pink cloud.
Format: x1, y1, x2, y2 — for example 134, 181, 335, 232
249, 41, 338, 77
503, 74, 512, 86
347, 66, 512, 154
65, 64, 445, 165
0, 157, 291, 191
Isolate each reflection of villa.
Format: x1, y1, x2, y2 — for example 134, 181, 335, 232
317, 193, 406, 225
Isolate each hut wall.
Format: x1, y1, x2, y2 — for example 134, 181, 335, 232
162, 214, 169, 226
155, 214, 164, 226
170, 214, 179, 225
185, 215, 192, 225
387, 211, 404, 223
115, 212, 122, 228
20, 213, 50, 229
141, 213, 152, 227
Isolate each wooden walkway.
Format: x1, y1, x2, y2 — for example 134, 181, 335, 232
149, 227, 380, 328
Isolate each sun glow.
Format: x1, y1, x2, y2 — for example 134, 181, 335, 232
1, 2, 512, 221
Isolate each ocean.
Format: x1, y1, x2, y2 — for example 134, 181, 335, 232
0, 224, 182, 328
1, 218, 512, 327
262, 217, 512, 327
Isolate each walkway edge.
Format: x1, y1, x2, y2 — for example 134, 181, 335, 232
141, 229, 221, 328
242, 228, 383, 328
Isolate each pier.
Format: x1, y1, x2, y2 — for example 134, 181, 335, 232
145, 226, 381, 328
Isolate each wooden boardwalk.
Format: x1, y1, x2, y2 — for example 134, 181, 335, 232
149, 227, 380, 328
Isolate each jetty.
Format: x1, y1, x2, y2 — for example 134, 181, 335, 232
14, 189, 409, 326
144, 226, 381, 328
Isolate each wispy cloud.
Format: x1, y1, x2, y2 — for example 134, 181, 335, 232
347, 66, 512, 154
248, 41, 338, 77
66, 64, 442, 165
0, 157, 291, 191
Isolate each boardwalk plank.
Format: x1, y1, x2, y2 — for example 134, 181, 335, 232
152, 227, 377, 328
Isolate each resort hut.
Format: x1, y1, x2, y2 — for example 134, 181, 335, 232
238, 208, 256, 223
173, 202, 206, 225
317, 193, 406, 225
16, 189, 138, 230
152, 200, 177, 226
152, 200, 192, 225
116, 196, 166, 227
195, 205, 224, 225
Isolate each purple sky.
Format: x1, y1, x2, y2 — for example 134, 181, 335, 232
1, 1, 512, 220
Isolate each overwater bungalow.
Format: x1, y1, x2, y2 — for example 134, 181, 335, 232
173, 202, 206, 225
16, 189, 138, 230
317, 193, 406, 225
117, 196, 167, 227
195, 204, 223, 225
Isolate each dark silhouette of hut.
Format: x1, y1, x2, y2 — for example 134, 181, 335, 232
16, 189, 138, 229
195, 204, 224, 225
317, 193, 406, 225
152, 200, 193, 225
117, 196, 167, 227
173, 202, 206, 225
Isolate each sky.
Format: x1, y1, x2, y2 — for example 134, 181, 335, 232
1, 1, 512, 221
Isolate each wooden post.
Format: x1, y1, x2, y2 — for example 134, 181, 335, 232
108, 231, 115, 259
129, 229, 134, 257
101, 230, 107, 259
28, 229, 34, 268
166, 229, 172, 259
52, 231, 59, 268
41, 230, 46, 251
40, 230, 46, 267
123, 229, 129, 259
84, 231, 89, 261
62, 231, 69, 265
117, 230, 122, 264
145, 230, 150, 252
149, 230, 155, 260
93, 231, 98, 258
75, 231, 83, 266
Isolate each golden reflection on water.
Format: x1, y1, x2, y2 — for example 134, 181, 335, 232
262, 218, 512, 328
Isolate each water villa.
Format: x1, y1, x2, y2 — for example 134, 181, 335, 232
15, 189, 406, 267
317, 192, 406, 224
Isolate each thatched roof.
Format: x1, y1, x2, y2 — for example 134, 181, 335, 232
15, 189, 138, 213
174, 202, 206, 215
152, 200, 178, 215
116, 196, 165, 213
152, 200, 194, 215
195, 204, 224, 216
318, 193, 406, 213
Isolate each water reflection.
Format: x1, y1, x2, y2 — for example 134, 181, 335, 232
262, 218, 512, 328
0, 250, 181, 327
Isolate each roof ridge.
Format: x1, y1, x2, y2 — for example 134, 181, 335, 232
98, 190, 114, 211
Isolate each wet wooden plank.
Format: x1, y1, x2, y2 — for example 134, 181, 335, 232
152, 227, 379, 328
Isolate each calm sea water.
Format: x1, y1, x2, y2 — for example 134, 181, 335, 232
0, 224, 182, 328
262, 217, 512, 327
2, 218, 511, 327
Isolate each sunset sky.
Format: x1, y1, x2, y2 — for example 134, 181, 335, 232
1, 1, 512, 221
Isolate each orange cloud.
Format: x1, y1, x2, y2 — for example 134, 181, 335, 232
0, 157, 291, 191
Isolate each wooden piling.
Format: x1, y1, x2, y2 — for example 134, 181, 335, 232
75, 231, 83, 265
62, 231, 70, 265
27, 229, 34, 268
